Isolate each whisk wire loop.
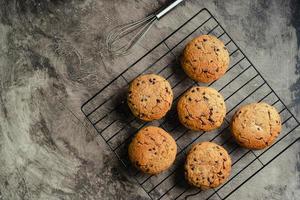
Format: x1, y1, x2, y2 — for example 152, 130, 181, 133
106, 0, 184, 56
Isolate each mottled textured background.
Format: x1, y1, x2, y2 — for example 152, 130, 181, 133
0, 0, 299, 199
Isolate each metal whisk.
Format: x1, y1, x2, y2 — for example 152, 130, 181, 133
106, 0, 184, 56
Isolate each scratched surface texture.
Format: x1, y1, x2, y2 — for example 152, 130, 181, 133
0, 0, 299, 200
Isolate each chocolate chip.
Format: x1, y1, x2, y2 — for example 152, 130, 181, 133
216, 67, 219, 72
188, 97, 192, 101
210, 60, 213, 63
196, 88, 200, 91
193, 59, 197, 62
185, 116, 189, 119
197, 47, 201, 49
137, 83, 140, 86
193, 67, 196, 70
193, 158, 197, 161
265, 142, 269, 146
165, 87, 170, 93
208, 118, 215, 123
192, 89, 195, 93
216, 49, 220, 51
203, 39, 207, 42
202, 92, 206, 95
156, 99, 161, 103
128, 91, 132, 94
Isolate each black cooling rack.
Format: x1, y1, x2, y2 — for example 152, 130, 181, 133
81, 8, 300, 200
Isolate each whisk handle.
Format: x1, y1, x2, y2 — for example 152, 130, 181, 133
156, 0, 184, 19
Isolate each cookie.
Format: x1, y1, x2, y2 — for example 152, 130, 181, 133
231, 102, 282, 149
181, 35, 230, 83
177, 86, 226, 131
185, 142, 231, 189
127, 74, 173, 121
128, 126, 177, 174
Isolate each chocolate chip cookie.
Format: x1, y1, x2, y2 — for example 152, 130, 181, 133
231, 102, 282, 149
127, 74, 173, 121
177, 86, 226, 131
128, 126, 177, 174
181, 35, 230, 83
185, 142, 232, 189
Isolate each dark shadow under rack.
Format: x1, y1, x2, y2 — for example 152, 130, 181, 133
81, 8, 300, 200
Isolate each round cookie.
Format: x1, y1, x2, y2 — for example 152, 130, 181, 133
177, 86, 226, 131
127, 74, 173, 121
181, 35, 230, 83
231, 102, 282, 149
128, 126, 177, 174
185, 142, 231, 189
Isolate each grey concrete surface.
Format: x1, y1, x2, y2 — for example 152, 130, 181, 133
0, 0, 299, 200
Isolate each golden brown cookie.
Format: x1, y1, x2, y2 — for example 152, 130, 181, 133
127, 74, 173, 121
185, 142, 231, 189
181, 35, 230, 83
231, 102, 282, 150
128, 126, 177, 174
177, 86, 226, 131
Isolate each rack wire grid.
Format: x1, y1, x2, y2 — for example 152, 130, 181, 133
81, 8, 300, 200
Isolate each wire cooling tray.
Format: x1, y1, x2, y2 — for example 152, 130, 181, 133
81, 8, 300, 200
